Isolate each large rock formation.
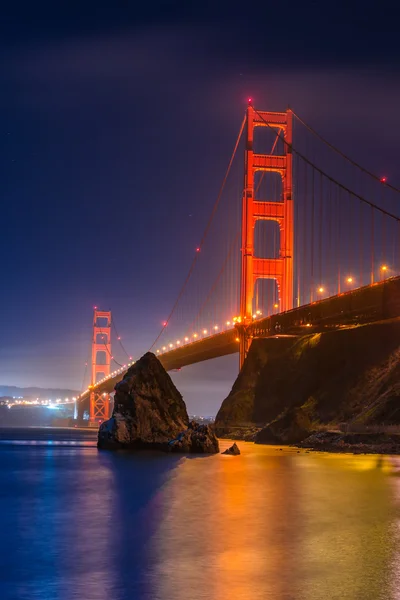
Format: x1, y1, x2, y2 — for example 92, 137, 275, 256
215, 319, 400, 444
98, 352, 219, 453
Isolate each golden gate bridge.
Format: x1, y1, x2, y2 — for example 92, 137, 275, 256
77, 100, 400, 424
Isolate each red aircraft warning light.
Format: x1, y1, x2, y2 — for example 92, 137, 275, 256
380, 176, 387, 183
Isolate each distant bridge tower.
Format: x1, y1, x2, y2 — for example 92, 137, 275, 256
239, 102, 293, 367
89, 309, 112, 424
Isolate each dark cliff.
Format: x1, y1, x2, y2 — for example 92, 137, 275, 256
215, 319, 400, 439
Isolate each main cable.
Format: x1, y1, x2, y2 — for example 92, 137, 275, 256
293, 111, 400, 194
254, 109, 400, 222
148, 114, 246, 352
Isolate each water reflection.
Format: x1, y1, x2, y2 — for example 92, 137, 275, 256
150, 444, 400, 600
1, 437, 400, 599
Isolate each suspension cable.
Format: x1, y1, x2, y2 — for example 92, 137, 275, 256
254, 109, 400, 222
184, 230, 241, 337
148, 113, 246, 351
293, 111, 400, 194
98, 328, 124, 368
111, 317, 132, 360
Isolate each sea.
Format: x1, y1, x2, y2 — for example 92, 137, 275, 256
0, 427, 399, 600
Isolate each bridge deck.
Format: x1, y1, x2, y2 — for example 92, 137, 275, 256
77, 276, 400, 407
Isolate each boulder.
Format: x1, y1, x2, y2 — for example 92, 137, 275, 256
255, 407, 311, 445
98, 352, 189, 450
168, 421, 219, 454
222, 442, 241, 455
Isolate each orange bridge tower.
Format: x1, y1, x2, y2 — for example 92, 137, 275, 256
239, 102, 293, 367
89, 308, 112, 424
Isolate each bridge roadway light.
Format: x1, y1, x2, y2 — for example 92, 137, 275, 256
193, 333, 198, 338
169, 343, 174, 348
176, 340, 181, 345
273, 303, 279, 309
226, 321, 231, 326
162, 346, 166, 351
203, 329, 208, 335
213, 325, 219, 331
318, 286, 324, 294
184, 337, 189, 342
346, 276, 353, 284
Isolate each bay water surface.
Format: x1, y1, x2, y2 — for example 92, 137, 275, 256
0, 427, 400, 600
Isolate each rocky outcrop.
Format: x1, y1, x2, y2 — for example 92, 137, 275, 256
98, 353, 219, 453
215, 319, 400, 445
167, 421, 219, 453
98, 352, 189, 450
222, 442, 240, 455
297, 431, 400, 454
255, 407, 311, 445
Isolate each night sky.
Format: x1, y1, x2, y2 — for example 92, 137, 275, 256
1, 1, 400, 414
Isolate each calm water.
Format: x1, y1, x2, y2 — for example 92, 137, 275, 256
0, 428, 400, 600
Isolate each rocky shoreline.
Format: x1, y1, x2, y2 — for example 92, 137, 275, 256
219, 429, 400, 455
295, 431, 400, 455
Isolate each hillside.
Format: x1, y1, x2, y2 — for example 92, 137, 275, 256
215, 319, 400, 438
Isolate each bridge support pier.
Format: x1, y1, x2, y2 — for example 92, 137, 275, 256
240, 102, 293, 368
